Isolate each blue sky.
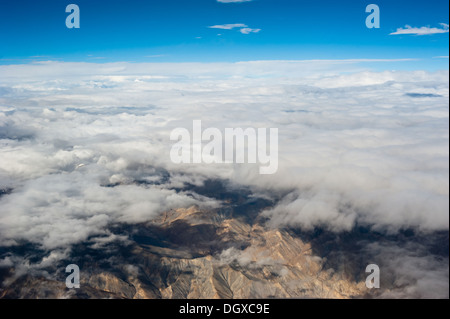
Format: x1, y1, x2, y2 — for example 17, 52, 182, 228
0, 0, 448, 69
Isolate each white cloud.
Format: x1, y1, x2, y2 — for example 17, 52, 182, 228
240, 27, 261, 34
208, 23, 261, 35
0, 61, 448, 296
390, 23, 449, 35
364, 242, 449, 298
208, 23, 247, 30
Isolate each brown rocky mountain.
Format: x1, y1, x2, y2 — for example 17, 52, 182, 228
0, 206, 369, 299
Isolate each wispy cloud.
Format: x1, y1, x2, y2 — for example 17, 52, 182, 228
208, 23, 248, 30
240, 27, 261, 34
208, 23, 261, 35
390, 23, 449, 35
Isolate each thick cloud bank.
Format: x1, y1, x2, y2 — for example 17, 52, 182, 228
0, 60, 448, 297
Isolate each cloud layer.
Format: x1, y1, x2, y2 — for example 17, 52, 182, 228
0, 60, 448, 296
1, 60, 448, 236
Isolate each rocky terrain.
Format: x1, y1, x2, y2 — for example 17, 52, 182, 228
1, 177, 448, 299
0, 205, 369, 299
